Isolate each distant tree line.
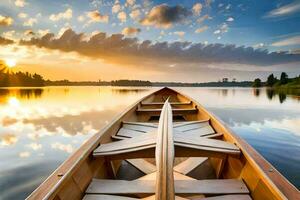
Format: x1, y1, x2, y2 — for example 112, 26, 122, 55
0, 72, 254, 87
111, 80, 152, 86
0, 70, 45, 87
252, 72, 300, 88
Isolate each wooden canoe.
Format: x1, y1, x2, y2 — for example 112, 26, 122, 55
27, 87, 300, 200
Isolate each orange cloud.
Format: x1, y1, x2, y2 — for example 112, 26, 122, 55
0, 15, 13, 26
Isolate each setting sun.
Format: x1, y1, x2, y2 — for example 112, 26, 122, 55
5, 59, 17, 68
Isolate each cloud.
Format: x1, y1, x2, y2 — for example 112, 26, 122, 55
118, 11, 127, 22
51, 142, 74, 153
0, 36, 14, 45
77, 15, 85, 22
15, 0, 27, 7
87, 10, 109, 23
27, 142, 42, 150
112, 3, 121, 13
2, 31, 15, 40
18, 12, 28, 19
220, 23, 228, 32
272, 35, 300, 47
226, 17, 234, 22
197, 14, 211, 23
19, 28, 300, 67
0, 15, 13, 26
0, 134, 18, 146
253, 43, 265, 49
122, 27, 141, 36
174, 31, 185, 37
265, 2, 300, 18
24, 29, 35, 36
19, 151, 30, 158
23, 17, 37, 27
126, 0, 135, 7
49, 8, 72, 21
225, 4, 231, 10
195, 26, 208, 33
140, 4, 192, 28
192, 3, 203, 16
214, 30, 221, 34
37, 29, 50, 36
214, 23, 228, 35
130, 9, 141, 20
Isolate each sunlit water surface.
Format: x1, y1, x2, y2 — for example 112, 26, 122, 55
0, 86, 299, 199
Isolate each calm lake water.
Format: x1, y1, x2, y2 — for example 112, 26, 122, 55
0, 86, 299, 199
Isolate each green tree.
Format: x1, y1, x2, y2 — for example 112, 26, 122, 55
280, 72, 288, 85
252, 78, 262, 87
266, 74, 277, 86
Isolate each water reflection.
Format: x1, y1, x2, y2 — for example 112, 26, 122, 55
266, 88, 275, 100
253, 88, 260, 97
221, 89, 228, 97
0, 88, 43, 103
252, 88, 289, 104
112, 88, 150, 94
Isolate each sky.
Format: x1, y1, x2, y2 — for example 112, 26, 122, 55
0, 0, 300, 82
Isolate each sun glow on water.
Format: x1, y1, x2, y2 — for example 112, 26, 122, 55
8, 97, 20, 107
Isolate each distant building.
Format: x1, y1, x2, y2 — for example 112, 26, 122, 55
222, 78, 228, 82
232, 78, 237, 82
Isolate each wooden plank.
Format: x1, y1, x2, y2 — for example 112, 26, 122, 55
126, 159, 156, 174
155, 99, 175, 200
94, 135, 239, 159
93, 134, 156, 156
143, 195, 189, 200
175, 179, 249, 194
117, 128, 152, 138
116, 127, 219, 140
216, 157, 227, 178
83, 194, 139, 200
195, 195, 252, 200
174, 157, 208, 175
123, 121, 158, 128
122, 124, 156, 133
85, 179, 155, 194
111, 135, 128, 140
141, 101, 191, 106
204, 133, 223, 139
136, 108, 198, 115
139, 171, 195, 181
173, 119, 209, 128
180, 126, 215, 137
85, 179, 249, 195
174, 134, 240, 152
175, 121, 211, 132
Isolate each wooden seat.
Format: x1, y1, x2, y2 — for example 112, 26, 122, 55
83, 195, 139, 200
141, 101, 192, 106
83, 194, 193, 200
93, 134, 240, 159
136, 108, 198, 115
85, 179, 249, 195
113, 119, 218, 140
